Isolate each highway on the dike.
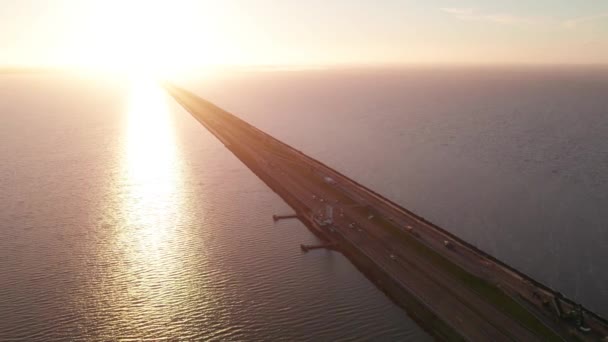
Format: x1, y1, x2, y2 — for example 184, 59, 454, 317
164, 83, 608, 341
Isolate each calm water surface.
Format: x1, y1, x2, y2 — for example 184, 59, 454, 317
0, 74, 429, 340
2, 67, 608, 340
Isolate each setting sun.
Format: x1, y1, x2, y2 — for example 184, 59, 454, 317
69, 1, 218, 76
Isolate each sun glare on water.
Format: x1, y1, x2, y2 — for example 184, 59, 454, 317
122, 78, 182, 250
106, 78, 192, 328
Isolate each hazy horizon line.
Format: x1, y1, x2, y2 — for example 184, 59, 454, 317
2, 62, 608, 75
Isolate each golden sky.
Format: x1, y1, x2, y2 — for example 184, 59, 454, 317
1, 0, 607, 74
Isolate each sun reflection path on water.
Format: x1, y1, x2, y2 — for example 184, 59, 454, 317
115, 78, 189, 334
123, 78, 182, 250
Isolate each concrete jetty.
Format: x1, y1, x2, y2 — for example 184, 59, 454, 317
300, 243, 336, 252
164, 83, 608, 341
273, 214, 299, 221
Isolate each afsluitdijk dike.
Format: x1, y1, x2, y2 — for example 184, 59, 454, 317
164, 83, 608, 341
